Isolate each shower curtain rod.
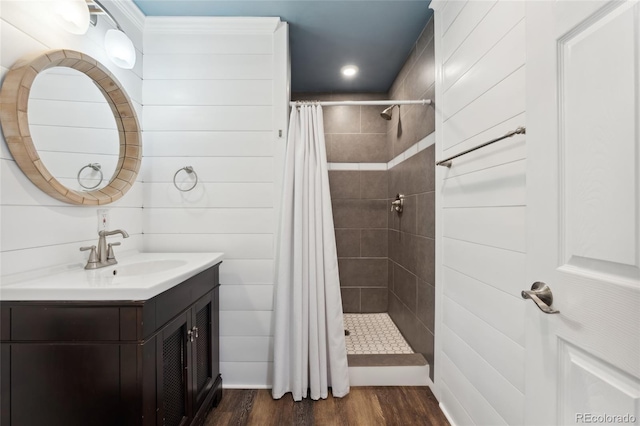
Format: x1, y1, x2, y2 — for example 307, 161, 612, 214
289, 99, 432, 107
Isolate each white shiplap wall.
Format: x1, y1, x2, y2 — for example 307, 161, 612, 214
142, 17, 289, 387
432, 1, 527, 425
0, 0, 145, 277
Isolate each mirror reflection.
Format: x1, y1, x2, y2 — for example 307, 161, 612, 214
28, 67, 119, 191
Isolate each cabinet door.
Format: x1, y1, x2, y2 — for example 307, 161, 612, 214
157, 312, 192, 426
191, 291, 216, 410
6, 343, 122, 426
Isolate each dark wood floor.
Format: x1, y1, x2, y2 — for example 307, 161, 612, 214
204, 387, 450, 426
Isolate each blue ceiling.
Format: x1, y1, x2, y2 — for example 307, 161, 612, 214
132, 1, 432, 93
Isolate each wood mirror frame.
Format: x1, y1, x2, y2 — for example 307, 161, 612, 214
0, 49, 141, 205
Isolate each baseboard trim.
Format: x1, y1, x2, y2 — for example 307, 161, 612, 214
223, 384, 271, 389
440, 402, 457, 426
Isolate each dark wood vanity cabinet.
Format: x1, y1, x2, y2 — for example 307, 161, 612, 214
0, 263, 222, 426
157, 291, 219, 426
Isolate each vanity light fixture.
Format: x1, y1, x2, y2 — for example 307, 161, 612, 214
341, 65, 359, 78
51, 0, 91, 35
89, 0, 137, 69
104, 29, 136, 69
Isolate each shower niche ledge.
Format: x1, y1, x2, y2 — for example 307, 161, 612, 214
0, 252, 224, 426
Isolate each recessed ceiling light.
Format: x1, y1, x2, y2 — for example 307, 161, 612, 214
341, 65, 359, 77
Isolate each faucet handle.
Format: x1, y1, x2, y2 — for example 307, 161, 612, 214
80, 246, 99, 269
107, 242, 121, 261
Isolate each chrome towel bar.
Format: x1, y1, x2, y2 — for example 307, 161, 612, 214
436, 126, 526, 167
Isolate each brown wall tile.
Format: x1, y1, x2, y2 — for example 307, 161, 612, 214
412, 84, 436, 142
389, 203, 400, 231
404, 151, 428, 195
393, 109, 417, 156
399, 194, 417, 234
361, 105, 388, 134
388, 165, 402, 200
360, 199, 388, 228
332, 198, 390, 229
341, 288, 361, 313
388, 292, 411, 332
324, 105, 360, 133
392, 264, 417, 314
423, 146, 436, 192
361, 288, 388, 313
361, 229, 388, 257
338, 258, 387, 287
329, 171, 360, 199
401, 233, 419, 276
385, 106, 401, 156
389, 71, 407, 104
328, 133, 388, 163
332, 199, 361, 228
416, 18, 434, 56
360, 171, 388, 199
388, 292, 418, 345
387, 129, 396, 162
412, 325, 435, 381
406, 38, 435, 102
417, 191, 435, 238
388, 229, 403, 265
403, 148, 434, 195
415, 236, 435, 285
417, 279, 435, 333
335, 229, 360, 258
387, 150, 436, 199
392, 57, 412, 101
324, 133, 333, 160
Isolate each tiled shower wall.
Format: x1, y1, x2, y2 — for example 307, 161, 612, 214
387, 17, 436, 377
291, 14, 435, 375
388, 148, 435, 373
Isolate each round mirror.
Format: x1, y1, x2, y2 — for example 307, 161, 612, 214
0, 49, 141, 205
28, 67, 119, 191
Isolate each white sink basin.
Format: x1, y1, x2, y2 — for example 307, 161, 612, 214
0, 252, 224, 301
98, 260, 189, 278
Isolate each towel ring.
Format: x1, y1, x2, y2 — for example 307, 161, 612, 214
173, 166, 198, 192
77, 163, 103, 190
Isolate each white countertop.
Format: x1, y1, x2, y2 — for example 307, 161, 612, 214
0, 251, 224, 301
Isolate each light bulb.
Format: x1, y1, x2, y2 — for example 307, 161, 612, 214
105, 29, 136, 69
50, 0, 90, 35
341, 65, 359, 78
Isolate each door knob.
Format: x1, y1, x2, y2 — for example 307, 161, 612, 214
521, 282, 560, 314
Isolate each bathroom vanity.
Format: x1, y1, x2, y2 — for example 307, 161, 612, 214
0, 252, 223, 426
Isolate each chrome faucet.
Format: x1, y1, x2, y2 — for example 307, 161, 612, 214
81, 229, 129, 269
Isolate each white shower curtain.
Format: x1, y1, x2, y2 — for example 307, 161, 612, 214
272, 104, 350, 401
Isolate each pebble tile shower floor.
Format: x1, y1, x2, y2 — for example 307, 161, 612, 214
343, 313, 414, 355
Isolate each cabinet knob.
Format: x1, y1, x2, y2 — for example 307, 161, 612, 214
193, 326, 199, 338
187, 329, 194, 342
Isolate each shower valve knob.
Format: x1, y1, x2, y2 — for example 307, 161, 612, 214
391, 194, 405, 213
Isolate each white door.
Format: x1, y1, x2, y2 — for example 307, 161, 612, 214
526, 1, 640, 425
